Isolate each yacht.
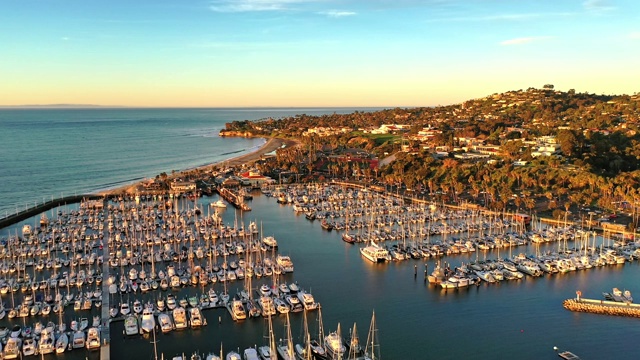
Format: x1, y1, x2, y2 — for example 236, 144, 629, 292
359, 241, 390, 263
275, 255, 294, 273
3, 337, 21, 359
158, 313, 173, 333
258, 296, 276, 317
211, 200, 227, 208
230, 300, 247, 321
140, 307, 156, 333
297, 290, 318, 310
124, 314, 140, 336
86, 327, 101, 350
22, 337, 37, 357
173, 307, 188, 330
38, 328, 55, 354
226, 351, 241, 360
324, 329, 346, 360
189, 307, 203, 328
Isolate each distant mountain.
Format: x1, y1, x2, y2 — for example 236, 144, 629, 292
0, 104, 124, 109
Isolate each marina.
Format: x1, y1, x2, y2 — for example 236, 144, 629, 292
0, 185, 639, 358
0, 109, 639, 359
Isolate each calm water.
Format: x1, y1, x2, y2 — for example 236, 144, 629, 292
1, 109, 639, 359
4, 194, 638, 360
0, 108, 375, 217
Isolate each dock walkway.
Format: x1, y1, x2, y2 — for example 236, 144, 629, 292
100, 198, 111, 360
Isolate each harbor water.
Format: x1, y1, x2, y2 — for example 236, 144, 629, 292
1, 193, 639, 359
0, 108, 639, 359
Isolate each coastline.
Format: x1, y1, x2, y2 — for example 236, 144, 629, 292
97, 137, 298, 196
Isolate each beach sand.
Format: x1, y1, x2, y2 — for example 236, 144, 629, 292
99, 137, 298, 196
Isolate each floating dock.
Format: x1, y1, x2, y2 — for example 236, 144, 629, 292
563, 297, 640, 318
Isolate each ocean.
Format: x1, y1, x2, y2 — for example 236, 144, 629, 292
0, 107, 374, 217
0, 109, 638, 360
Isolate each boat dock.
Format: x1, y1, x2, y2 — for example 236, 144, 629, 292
563, 297, 640, 318
101, 199, 111, 360
217, 187, 251, 211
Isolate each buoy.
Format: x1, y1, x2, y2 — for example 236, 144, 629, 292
554, 346, 558, 351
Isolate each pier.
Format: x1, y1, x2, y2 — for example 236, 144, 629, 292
563, 297, 640, 318
0, 194, 100, 229
217, 187, 251, 211
101, 198, 111, 360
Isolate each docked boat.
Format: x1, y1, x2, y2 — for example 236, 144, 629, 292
140, 307, 156, 334
243, 347, 260, 360
297, 290, 318, 311
159, 313, 173, 333
22, 337, 37, 357
230, 300, 247, 321
3, 337, 21, 360
55, 332, 69, 354
86, 327, 101, 350
359, 241, 390, 263
324, 325, 346, 360
189, 307, 203, 328
173, 307, 188, 330
125, 314, 140, 336
39, 328, 55, 354
276, 255, 294, 273
72, 330, 85, 349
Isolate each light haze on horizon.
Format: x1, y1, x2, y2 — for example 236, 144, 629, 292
2, 0, 639, 107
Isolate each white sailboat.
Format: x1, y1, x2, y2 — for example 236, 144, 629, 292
276, 313, 295, 360
363, 311, 380, 360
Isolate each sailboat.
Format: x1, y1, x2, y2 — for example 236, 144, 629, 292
294, 310, 313, 360
362, 311, 380, 360
276, 313, 295, 360
258, 315, 277, 360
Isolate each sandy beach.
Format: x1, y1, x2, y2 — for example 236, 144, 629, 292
99, 137, 298, 196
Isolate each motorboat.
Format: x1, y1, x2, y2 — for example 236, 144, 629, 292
324, 329, 346, 360
230, 300, 247, 321
189, 307, 203, 328
243, 347, 260, 360
158, 313, 173, 333
140, 307, 156, 333
86, 327, 101, 350
22, 337, 37, 357
38, 328, 55, 354
72, 330, 85, 349
124, 314, 140, 336
297, 290, 318, 310
211, 200, 227, 208
359, 241, 390, 263
3, 337, 21, 360
173, 307, 188, 330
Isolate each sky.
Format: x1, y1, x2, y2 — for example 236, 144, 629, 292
1, 0, 639, 107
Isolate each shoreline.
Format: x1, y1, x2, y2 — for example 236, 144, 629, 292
97, 137, 299, 196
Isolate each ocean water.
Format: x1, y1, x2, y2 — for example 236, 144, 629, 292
0, 108, 372, 217
1, 109, 639, 360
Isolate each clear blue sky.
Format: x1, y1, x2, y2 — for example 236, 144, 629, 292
1, 0, 638, 106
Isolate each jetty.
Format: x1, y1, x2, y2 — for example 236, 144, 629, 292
563, 296, 640, 318
217, 187, 251, 211
0, 194, 99, 229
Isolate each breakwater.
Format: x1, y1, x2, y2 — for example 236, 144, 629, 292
563, 298, 640, 318
0, 194, 100, 229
